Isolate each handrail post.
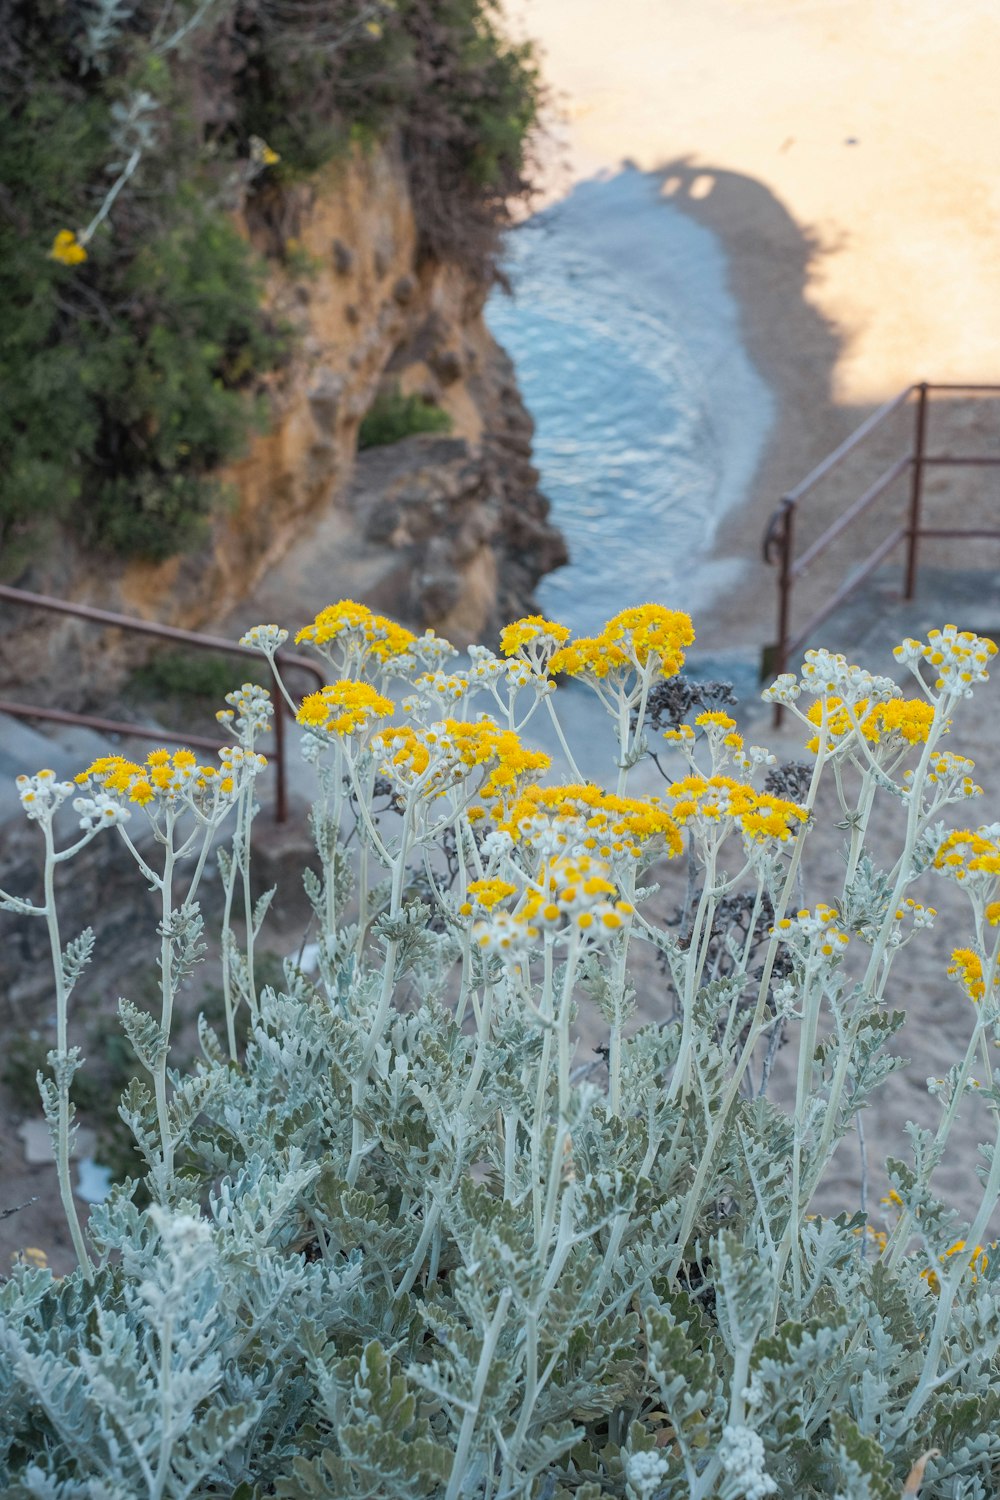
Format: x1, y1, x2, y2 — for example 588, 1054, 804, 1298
904, 381, 928, 600
272, 666, 287, 824
773, 498, 795, 729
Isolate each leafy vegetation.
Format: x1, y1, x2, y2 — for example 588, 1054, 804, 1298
0, 0, 542, 568
3, 604, 1000, 1494
127, 646, 269, 724
359, 385, 453, 448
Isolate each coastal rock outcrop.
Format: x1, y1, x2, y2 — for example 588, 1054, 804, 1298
0, 143, 565, 702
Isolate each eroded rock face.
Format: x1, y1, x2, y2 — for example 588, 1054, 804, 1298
0, 142, 565, 702
346, 364, 567, 642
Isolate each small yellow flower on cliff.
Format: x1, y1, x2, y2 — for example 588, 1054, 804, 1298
49, 229, 87, 266
249, 135, 281, 168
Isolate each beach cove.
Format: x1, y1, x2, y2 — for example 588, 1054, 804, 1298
506, 0, 1000, 656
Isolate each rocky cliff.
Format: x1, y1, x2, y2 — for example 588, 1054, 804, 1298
1, 143, 565, 703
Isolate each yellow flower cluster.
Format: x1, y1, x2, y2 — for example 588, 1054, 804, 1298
892, 897, 936, 929
442, 721, 550, 797
411, 671, 470, 702
499, 615, 570, 657
851, 1224, 888, 1255
489, 783, 683, 860
373, 718, 549, 802
471, 854, 633, 952
868, 697, 936, 743
216, 682, 273, 737
376, 725, 431, 781
520, 854, 633, 935
773, 903, 850, 958
948, 947, 987, 1001
296, 681, 394, 737
548, 604, 695, 682
804, 695, 935, 753
75, 747, 263, 810
928, 752, 979, 789
239, 623, 288, 655
16, 769, 76, 822
934, 828, 1000, 882
894, 625, 997, 695
458, 879, 518, 916
295, 600, 417, 666
49, 229, 87, 265
665, 775, 808, 844
694, 710, 743, 749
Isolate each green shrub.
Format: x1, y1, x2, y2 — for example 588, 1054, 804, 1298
4, 605, 1000, 1494
127, 648, 267, 707
358, 385, 453, 449
1, 0, 541, 567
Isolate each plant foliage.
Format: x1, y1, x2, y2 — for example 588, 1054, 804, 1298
358, 384, 453, 449
0, 0, 543, 567
4, 606, 999, 1496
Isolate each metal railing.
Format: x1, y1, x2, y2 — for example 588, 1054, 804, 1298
763, 382, 1000, 721
0, 584, 325, 821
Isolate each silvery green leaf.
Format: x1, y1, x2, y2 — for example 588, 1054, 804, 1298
197, 1013, 225, 1065
118, 998, 167, 1072
824, 1411, 896, 1500
60, 929, 95, 996
301, 863, 323, 921
252, 886, 276, 938
159, 902, 206, 988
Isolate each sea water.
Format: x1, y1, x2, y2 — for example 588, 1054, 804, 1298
486, 169, 774, 636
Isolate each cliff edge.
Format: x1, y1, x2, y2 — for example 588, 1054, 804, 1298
1, 144, 565, 701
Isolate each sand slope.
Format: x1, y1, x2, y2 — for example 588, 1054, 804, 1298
522, 0, 1000, 401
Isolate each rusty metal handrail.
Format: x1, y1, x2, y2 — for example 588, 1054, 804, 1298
0, 584, 325, 822
764, 381, 1000, 723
